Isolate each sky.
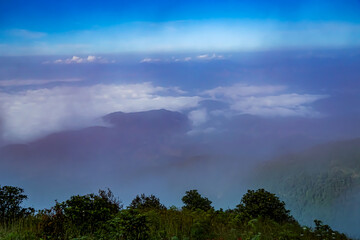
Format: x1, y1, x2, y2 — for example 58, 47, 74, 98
1, 0, 360, 236
1, 0, 360, 54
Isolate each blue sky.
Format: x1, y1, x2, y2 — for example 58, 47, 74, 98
1, 0, 360, 55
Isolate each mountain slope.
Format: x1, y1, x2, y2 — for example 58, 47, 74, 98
253, 138, 360, 236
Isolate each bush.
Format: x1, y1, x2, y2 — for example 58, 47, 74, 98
101, 209, 149, 240
38, 202, 66, 239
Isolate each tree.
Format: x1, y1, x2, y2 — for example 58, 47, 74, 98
59, 188, 122, 234
0, 185, 33, 222
236, 189, 295, 223
182, 190, 213, 211
129, 193, 166, 211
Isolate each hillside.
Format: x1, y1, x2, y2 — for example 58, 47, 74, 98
253, 138, 360, 236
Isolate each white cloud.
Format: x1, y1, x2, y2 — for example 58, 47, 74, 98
188, 108, 208, 126
141, 54, 225, 63
0, 78, 82, 87
172, 56, 192, 62
204, 83, 286, 98
87, 55, 96, 62
196, 54, 224, 60
140, 58, 161, 63
0, 83, 201, 142
51, 55, 113, 64
230, 94, 328, 117
203, 83, 327, 117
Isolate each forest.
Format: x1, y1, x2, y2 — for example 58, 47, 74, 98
0, 186, 351, 240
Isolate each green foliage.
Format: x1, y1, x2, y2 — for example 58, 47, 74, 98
0, 186, 353, 240
60, 188, 121, 234
236, 189, 295, 223
313, 219, 348, 240
0, 185, 34, 222
128, 193, 166, 211
102, 209, 150, 240
36, 188, 122, 239
37, 201, 67, 239
182, 190, 213, 212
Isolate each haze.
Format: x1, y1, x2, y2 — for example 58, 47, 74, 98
1, 0, 360, 237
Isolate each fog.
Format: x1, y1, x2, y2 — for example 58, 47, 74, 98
1, 50, 360, 236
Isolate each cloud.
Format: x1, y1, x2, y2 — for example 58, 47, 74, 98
51, 56, 113, 64
7, 29, 47, 39
188, 108, 208, 126
172, 56, 192, 62
203, 83, 327, 117
196, 54, 224, 60
0, 78, 82, 87
203, 83, 286, 98
0, 83, 201, 142
0, 80, 328, 143
140, 54, 225, 63
140, 58, 161, 63
230, 94, 328, 117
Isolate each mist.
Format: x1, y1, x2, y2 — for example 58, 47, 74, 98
1, 50, 360, 236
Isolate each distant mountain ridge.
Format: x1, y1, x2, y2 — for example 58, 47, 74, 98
103, 109, 190, 135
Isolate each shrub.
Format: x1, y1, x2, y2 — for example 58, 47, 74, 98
37, 202, 66, 239
101, 209, 149, 240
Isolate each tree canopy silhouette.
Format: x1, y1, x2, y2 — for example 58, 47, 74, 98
236, 188, 295, 223
129, 193, 166, 211
182, 189, 213, 211
0, 185, 33, 222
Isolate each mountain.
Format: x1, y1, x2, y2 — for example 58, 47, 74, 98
0, 109, 191, 174
103, 109, 189, 135
252, 138, 360, 236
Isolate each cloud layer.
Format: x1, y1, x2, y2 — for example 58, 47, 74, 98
203, 83, 327, 117
0, 83, 200, 142
49, 55, 114, 64
0, 82, 327, 143
140, 53, 225, 63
